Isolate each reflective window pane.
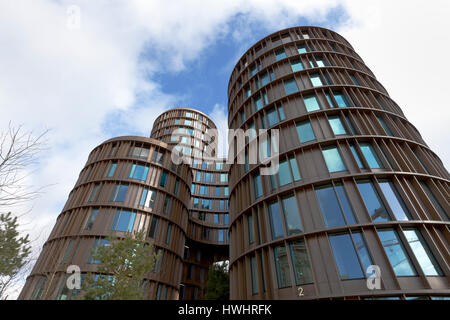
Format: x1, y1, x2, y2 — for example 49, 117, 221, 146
250, 256, 259, 294
360, 143, 383, 169
328, 116, 347, 135
275, 49, 286, 61
322, 146, 346, 173
335, 183, 356, 224
278, 160, 292, 186
291, 59, 304, 72
350, 144, 364, 169
289, 157, 301, 181
334, 93, 348, 107
352, 232, 373, 276
379, 180, 411, 221
315, 185, 346, 227
268, 201, 284, 239
357, 181, 390, 222
329, 234, 364, 280
296, 121, 316, 143
303, 95, 321, 112
281, 195, 302, 235
403, 229, 442, 276
274, 245, 291, 288
284, 78, 299, 95
378, 230, 416, 276
253, 174, 262, 199
248, 214, 254, 244
310, 74, 323, 87
290, 240, 313, 285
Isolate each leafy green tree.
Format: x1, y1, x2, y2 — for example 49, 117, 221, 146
204, 261, 229, 300
0, 212, 31, 299
81, 230, 161, 300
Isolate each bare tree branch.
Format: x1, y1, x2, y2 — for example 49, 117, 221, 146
0, 122, 49, 209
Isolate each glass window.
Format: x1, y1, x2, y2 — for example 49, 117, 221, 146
85, 208, 99, 230
350, 144, 364, 169
328, 116, 347, 135
303, 95, 321, 112
163, 196, 171, 214
403, 229, 442, 276
159, 171, 168, 187
266, 108, 278, 127
250, 256, 259, 294
420, 181, 449, 221
322, 146, 346, 173
112, 210, 136, 232
291, 59, 304, 72
268, 201, 284, 239
140, 188, 157, 208
335, 183, 356, 224
148, 216, 160, 238
289, 240, 313, 285
274, 245, 291, 288
254, 94, 263, 111
151, 151, 164, 164
377, 116, 394, 136
325, 93, 334, 108
253, 173, 262, 199
310, 74, 323, 87
296, 121, 316, 143
360, 143, 383, 169
357, 181, 390, 222
220, 173, 228, 182
297, 45, 307, 54
248, 214, 254, 244
378, 230, 416, 276
245, 87, 251, 98
378, 180, 411, 221
260, 73, 269, 86
344, 115, 357, 134
334, 93, 349, 107
352, 232, 373, 275
107, 163, 117, 177
316, 185, 347, 227
329, 234, 364, 280
250, 65, 257, 77
316, 58, 326, 67
277, 159, 292, 186
112, 184, 128, 202
129, 164, 149, 181
350, 74, 360, 86
224, 187, 229, 196
281, 195, 302, 235
289, 157, 301, 181
89, 184, 101, 202
284, 78, 299, 95
275, 49, 286, 61
165, 224, 172, 244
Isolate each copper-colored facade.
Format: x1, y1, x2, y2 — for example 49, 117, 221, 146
227, 26, 449, 300
150, 108, 229, 299
19, 137, 193, 300
19, 26, 449, 301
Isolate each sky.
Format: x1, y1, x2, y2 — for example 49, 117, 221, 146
0, 0, 449, 299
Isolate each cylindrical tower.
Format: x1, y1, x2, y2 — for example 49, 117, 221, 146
150, 108, 229, 300
19, 136, 192, 300
227, 26, 449, 300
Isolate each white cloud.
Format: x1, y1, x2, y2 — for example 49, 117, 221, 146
0, 0, 448, 299
338, 0, 450, 170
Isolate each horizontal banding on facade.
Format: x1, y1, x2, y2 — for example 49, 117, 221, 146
227, 26, 450, 300
20, 137, 192, 300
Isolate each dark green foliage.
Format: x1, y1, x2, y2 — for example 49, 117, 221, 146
204, 261, 229, 300
0, 212, 31, 299
81, 230, 161, 300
